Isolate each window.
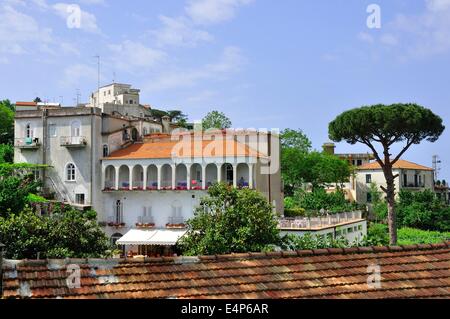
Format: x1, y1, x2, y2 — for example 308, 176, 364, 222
104, 91, 106, 96
403, 174, 408, 187
366, 174, 372, 184
129, 99, 133, 104
347, 227, 353, 233
115, 200, 123, 223
75, 194, 85, 205
108, 90, 111, 95
110, 233, 123, 246
26, 123, 32, 138
367, 192, 372, 203
335, 230, 342, 237
357, 159, 362, 166
103, 144, 109, 157
48, 124, 57, 137
66, 163, 76, 181
71, 120, 81, 137
358, 225, 363, 231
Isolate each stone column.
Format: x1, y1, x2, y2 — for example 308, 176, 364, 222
202, 165, 206, 189
248, 163, 254, 189
233, 164, 237, 188
157, 165, 162, 190
128, 165, 133, 190
186, 164, 191, 190
171, 164, 176, 189
217, 163, 222, 184
101, 166, 106, 190
143, 165, 148, 189
115, 166, 119, 190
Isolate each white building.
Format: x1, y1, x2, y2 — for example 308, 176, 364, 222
14, 84, 283, 256
278, 211, 367, 244
355, 159, 434, 204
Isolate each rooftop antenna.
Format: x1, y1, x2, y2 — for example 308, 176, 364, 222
94, 55, 100, 107
113, 71, 116, 84
432, 155, 442, 181
59, 96, 64, 105
76, 89, 81, 106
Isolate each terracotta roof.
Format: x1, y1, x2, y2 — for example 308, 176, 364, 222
15, 101, 37, 107
2, 242, 449, 299
106, 139, 263, 160
357, 159, 433, 171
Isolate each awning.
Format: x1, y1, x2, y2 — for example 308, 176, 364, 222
116, 229, 187, 246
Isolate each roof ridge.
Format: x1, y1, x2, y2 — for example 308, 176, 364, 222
4, 242, 449, 267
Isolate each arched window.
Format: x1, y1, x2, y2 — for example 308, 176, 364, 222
26, 123, 32, 138
71, 120, 81, 137
110, 233, 123, 246
103, 144, 109, 157
66, 163, 76, 181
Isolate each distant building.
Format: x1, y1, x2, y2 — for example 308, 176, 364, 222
355, 159, 434, 204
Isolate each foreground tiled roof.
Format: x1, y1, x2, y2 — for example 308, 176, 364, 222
358, 159, 433, 171
106, 139, 263, 160
3, 243, 449, 299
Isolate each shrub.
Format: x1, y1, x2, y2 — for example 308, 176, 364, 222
282, 233, 350, 250
284, 207, 306, 217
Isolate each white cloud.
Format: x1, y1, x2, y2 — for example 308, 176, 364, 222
78, 0, 107, 5
152, 15, 213, 47
375, 0, 450, 58
358, 32, 375, 44
61, 64, 98, 88
0, 4, 53, 57
146, 46, 245, 91
185, 0, 254, 25
53, 3, 101, 34
108, 40, 167, 71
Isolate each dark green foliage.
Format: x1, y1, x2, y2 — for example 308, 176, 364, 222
364, 223, 450, 246
292, 188, 358, 214
178, 183, 281, 255
0, 144, 13, 163
0, 207, 112, 259
0, 174, 41, 216
282, 233, 350, 250
329, 104, 445, 146
0, 99, 15, 145
397, 190, 450, 231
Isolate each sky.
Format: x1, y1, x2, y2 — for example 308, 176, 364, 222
1, 0, 450, 180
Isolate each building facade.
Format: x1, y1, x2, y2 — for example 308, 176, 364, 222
14, 84, 283, 252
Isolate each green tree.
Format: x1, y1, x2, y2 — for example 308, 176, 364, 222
201, 110, 232, 130
280, 128, 312, 151
0, 144, 14, 163
329, 104, 445, 244
0, 207, 112, 259
178, 183, 280, 255
0, 174, 41, 216
0, 99, 15, 145
167, 110, 188, 128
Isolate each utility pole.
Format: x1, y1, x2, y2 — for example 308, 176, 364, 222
432, 155, 442, 182
76, 89, 81, 106
94, 55, 100, 107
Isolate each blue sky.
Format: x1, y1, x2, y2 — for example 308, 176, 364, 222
1, 0, 450, 180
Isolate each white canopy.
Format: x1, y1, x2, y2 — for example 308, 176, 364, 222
116, 229, 187, 246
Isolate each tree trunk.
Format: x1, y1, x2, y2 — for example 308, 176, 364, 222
383, 165, 397, 245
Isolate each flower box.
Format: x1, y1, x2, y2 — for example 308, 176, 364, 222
166, 223, 186, 229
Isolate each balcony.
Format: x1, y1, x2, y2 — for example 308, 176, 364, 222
15, 137, 41, 149
136, 216, 155, 229
403, 183, 425, 189
166, 216, 186, 229
107, 216, 125, 228
278, 211, 363, 230
60, 136, 87, 148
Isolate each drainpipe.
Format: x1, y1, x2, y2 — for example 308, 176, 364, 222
0, 242, 5, 298
42, 109, 48, 187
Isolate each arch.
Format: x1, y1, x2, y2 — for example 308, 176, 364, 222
104, 165, 115, 189
118, 165, 130, 190
221, 163, 233, 186
161, 164, 172, 189
190, 163, 202, 190
146, 164, 158, 190
205, 163, 218, 189
110, 233, 123, 246
175, 164, 188, 190
65, 163, 76, 181
71, 120, 81, 137
132, 165, 144, 190
236, 163, 249, 188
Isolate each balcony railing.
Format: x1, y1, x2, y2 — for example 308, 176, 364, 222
136, 216, 155, 228
15, 137, 41, 149
60, 136, 87, 147
403, 183, 425, 188
278, 211, 363, 230
166, 216, 186, 228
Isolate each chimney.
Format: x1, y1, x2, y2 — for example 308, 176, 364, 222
322, 142, 336, 155
161, 115, 171, 133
